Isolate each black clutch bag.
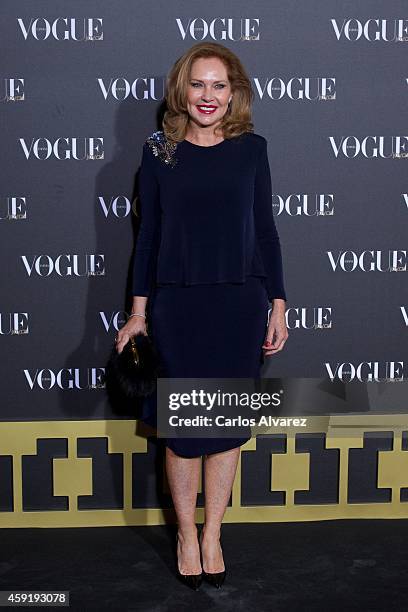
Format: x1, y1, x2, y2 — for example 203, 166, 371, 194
105, 333, 162, 399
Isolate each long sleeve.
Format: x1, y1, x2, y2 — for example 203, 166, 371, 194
132, 143, 161, 297
253, 137, 287, 302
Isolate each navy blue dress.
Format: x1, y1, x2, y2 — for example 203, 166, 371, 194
132, 130, 287, 458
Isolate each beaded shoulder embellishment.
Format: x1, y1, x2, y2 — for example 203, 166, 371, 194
146, 130, 178, 168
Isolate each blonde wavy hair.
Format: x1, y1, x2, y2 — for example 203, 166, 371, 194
162, 42, 254, 143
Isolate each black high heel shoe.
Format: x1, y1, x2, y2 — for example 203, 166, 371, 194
202, 568, 226, 589
175, 532, 203, 591
199, 530, 227, 589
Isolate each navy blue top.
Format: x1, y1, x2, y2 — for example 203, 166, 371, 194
132, 129, 287, 302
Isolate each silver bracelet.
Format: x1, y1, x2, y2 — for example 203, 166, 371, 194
129, 313, 146, 319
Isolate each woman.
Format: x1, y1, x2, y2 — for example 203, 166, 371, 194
116, 42, 288, 590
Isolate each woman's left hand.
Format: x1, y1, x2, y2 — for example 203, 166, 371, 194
262, 303, 288, 356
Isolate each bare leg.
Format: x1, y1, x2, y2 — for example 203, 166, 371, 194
165, 446, 202, 575
201, 446, 240, 572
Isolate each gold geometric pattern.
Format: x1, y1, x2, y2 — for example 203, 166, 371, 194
378, 432, 408, 499
53, 456, 93, 505
271, 436, 310, 505
0, 415, 408, 527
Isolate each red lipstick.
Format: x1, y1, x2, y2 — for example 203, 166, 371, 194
196, 105, 217, 115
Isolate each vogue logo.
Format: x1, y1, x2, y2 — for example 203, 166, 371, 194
98, 196, 133, 218
19, 138, 104, 160
273, 194, 334, 216
17, 18, 103, 41
254, 77, 336, 101
21, 255, 106, 277
329, 136, 408, 158
1, 78, 24, 102
327, 250, 406, 272
325, 361, 404, 382
100, 311, 130, 332
176, 18, 260, 41
287, 307, 333, 330
331, 19, 408, 42
0, 197, 27, 220
24, 368, 105, 390
97, 77, 165, 101
0, 313, 29, 335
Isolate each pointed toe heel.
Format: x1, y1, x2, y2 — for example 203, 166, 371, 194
175, 532, 203, 591
176, 571, 203, 591
199, 530, 227, 588
203, 568, 226, 588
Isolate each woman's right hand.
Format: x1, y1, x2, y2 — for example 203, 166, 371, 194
115, 315, 147, 354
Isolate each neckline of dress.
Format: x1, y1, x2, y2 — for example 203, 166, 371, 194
182, 137, 228, 149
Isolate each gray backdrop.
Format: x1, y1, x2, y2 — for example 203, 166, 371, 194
1, 1, 407, 423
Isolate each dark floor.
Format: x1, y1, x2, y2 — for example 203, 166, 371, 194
0, 521, 407, 611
